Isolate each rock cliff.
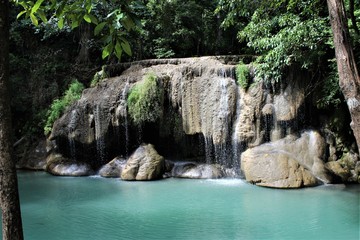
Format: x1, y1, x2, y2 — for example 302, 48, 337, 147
45, 56, 359, 187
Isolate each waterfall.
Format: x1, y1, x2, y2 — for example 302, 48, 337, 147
122, 80, 130, 157
203, 134, 213, 165
271, 109, 282, 141
264, 114, 273, 142
94, 104, 106, 163
68, 109, 77, 160
215, 77, 231, 166
231, 88, 242, 175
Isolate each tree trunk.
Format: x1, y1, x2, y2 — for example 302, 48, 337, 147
0, 0, 24, 239
76, 23, 91, 64
327, 0, 360, 152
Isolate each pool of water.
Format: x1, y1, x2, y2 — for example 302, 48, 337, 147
1, 171, 359, 239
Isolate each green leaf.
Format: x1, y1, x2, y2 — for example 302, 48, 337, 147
55, 3, 65, 18
86, 0, 92, 13
71, 20, 79, 29
17, 10, 27, 19
31, 0, 45, 14
102, 48, 110, 59
18, 2, 28, 10
94, 22, 106, 36
58, 18, 64, 29
88, 14, 98, 24
30, 13, 38, 26
115, 41, 122, 59
122, 17, 135, 31
121, 40, 132, 56
83, 14, 92, 23
108, 43, 114, 55
109, 25, 115, 34
37, 9, 47, 23
102, 43, 114, 59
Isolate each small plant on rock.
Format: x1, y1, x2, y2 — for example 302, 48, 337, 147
127, 73, 164, 126
236, 62, 250, 89
44, 79, 84, 135
90, 67, 108, 87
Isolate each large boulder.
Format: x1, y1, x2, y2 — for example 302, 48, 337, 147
121, 144, 165, 180
325, 161, 350, 182
46, 153, 93, 176
99, 157, 126, 178
241, 131, 334, 188
325, 152, 360, 182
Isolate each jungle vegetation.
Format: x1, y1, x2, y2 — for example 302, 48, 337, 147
0, 0, 359, 238
7, 0, 360, 142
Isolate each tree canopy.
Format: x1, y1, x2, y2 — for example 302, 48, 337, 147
217, 0, 332, 82
13, 0, 139, 59
6, 0, 360, 141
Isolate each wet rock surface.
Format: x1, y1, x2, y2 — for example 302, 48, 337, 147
42, 56, 359, 187
121, 144, 165, 181
99, 157, 127, 178
241, 131, 334, 188
168, 161, 227, 179
46, 153, 93, 176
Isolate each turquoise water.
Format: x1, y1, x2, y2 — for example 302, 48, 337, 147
1, 171, 359, 240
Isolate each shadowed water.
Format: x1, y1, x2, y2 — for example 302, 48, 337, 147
1, 171, 359, 240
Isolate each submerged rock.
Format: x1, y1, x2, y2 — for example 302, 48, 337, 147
241, 131, 334, 188
99, 157, 127, 178
121, 144, 165, 181
169, 162, 226, 179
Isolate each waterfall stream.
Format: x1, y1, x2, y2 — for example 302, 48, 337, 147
215, 77, 231, 166
231, 88, 242, 175
122, 80, 130, 157
68, 109, 77, 160
94, 104, 106, 163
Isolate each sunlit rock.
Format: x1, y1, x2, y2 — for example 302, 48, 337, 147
241, 131, 334, 188
121, 144, 165, 181
99, 156, 126, 178
46, 153, 92, 176
325, 161, 350, 182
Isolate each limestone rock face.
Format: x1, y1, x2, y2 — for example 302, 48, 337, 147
48, 57, 239, 168
325, 161, 350, 182
121, 144, 165, 180
16, 140, 47, 170
241, 131, 334, 188
45, 57, 357, 186
232, 71, 307, 149
99, 157, 126, 178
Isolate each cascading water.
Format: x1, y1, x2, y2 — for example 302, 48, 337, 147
271, 110, 282, 141
203, 134, 214, 165
231, 88, 242, 175
121, 80, 130, 157
68, 109, 77, 160
214, 75, 231, 166
94, 104, 106, 164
